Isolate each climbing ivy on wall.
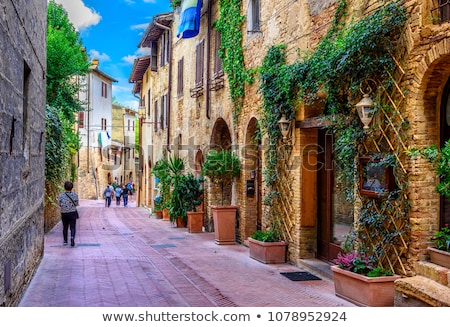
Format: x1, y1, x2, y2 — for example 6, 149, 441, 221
258, 1, 410, 271
259, 0, 407, 195
216, 0, 253, 120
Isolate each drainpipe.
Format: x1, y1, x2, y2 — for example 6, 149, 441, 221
206, 0, 211, 119
154, 21, 172, 153
87, 73, 91, 174
134, 93, 143, 207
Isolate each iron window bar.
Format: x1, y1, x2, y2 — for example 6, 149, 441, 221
431, 0, 450, 24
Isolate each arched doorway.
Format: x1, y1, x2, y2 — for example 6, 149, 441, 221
243, 117, 262, 239
206, 118, 235, 233
440, 78, 450, 227
210, 118, 232, 150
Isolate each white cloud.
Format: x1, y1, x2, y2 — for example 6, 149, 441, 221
122, 55, 138, 65
122, 48, 152, 65
143, 0, 157, 3
137, 48, 152, 56
131, 23, 149, 31
53, 0, 101, 30
88, 49, 111, 62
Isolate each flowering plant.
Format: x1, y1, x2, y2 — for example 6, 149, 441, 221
333, 252, 393, 277
432, 224, 450, 252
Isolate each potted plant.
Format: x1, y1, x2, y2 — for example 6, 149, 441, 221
202, 149, 241, 244
154, 195, 163, 219
152, 156, 171, 221
248, 226, 287, 264
182, 172, 205, 233
331, 251, 401, 306
167, 155, 186, 227
407, 143, 450, 268
428, 224, 450, 269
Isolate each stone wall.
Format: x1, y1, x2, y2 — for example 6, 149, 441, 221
0, 0, 47, 306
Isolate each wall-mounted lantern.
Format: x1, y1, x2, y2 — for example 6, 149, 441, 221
355, 80, 376, 130
278, 114, 295, 144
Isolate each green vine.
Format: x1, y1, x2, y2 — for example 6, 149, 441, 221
216, 0, 253, 120
258, 1, 409, 270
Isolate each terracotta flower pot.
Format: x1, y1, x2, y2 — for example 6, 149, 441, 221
175, 216, 187, 228
162, 208, 170, 221
212, 205, 237, 245
154, 210, 163, 219
187, 211, 204, 233
248, 237, 287, 264
331, 265, 401, 307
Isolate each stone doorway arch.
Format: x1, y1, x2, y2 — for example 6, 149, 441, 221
409, 45, 450, 247
205, 118, 235, 232
241, 117, 262, 241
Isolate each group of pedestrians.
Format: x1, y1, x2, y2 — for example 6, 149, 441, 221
103, 181, 133, 207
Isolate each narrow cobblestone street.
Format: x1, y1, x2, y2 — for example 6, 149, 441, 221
19, 199, 354, 307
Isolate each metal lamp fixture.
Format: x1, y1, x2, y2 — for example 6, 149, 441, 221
355, 80, 375, 130
277, 114, 294, 144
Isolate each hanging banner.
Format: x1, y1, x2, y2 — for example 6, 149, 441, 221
177, 0, 202, 39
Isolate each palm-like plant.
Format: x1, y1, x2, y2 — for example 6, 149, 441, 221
167, 155, 185, 222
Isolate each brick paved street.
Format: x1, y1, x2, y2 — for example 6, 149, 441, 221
19, 199, 354, 307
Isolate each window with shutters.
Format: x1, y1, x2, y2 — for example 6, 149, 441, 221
210, 30, 224, 91
247, 0, 260, 32
160, 94, 168, 130
151, 41, 158, 72
154, 100, 159, 132
177, 57, 184, 97
190, 40, 204, 98
195, 40, 204, 87
78, 111, 84, 128
213, 30, 223, 78
147, 89, 151, 117
160, 31, 170, 66
101, 82, 107, 98
101, 118, 107, 131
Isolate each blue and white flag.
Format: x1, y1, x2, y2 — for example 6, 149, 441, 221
177, 0, 202, 38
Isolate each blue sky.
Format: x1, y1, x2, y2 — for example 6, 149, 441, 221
53, 0, 172, 110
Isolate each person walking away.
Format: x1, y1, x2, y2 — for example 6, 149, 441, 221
115, 184, 123, 206
103, 183, 114, 207
126, 181, 133, 201
122, 186, 130, 207
57, 181, 79, 247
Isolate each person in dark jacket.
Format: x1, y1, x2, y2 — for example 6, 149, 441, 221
57, 181, 79, 247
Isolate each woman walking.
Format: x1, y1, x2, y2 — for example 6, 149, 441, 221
57, 181, 80, 247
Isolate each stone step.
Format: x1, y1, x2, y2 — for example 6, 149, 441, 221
394, 276, 450, 307
416, 261, 450, 287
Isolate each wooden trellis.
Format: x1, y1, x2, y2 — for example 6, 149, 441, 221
359, 33, 411, 275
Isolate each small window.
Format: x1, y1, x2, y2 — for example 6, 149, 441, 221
154, 100, 159, 132
151, 41, 158, 72
177, 57, 184, 96
195, 40, 204, 87
359, 157, 396, 198
247, 0, 260, 32
78, 111, 84, 128
213, 30, 223, 78
101, 82, 107, 98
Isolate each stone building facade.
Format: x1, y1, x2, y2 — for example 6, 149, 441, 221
76, 60, 118, 199
111, 104, 137, 188
0, 0, 47, 306
132, 0, 450, 304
